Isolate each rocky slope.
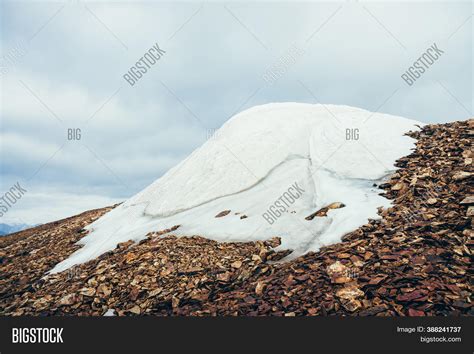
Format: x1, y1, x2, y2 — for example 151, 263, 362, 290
0, 119, 472, 316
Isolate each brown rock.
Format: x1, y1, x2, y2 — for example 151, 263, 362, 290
58, 294, 77, 306
460, 196, 474, 205
79, 288, 96, 297
467, 206, 474, 217
452, 171, 472, 181
128, 305, 141, 315
255, 281, 265, 296
336, 285, 364, 300
326, 261, 347, 276
407, 308, 425, 316
305, 202, 345, 220
231, 260, 242, 269
215, 210, 231, 218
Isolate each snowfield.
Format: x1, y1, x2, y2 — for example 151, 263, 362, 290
51, 103, 421, 273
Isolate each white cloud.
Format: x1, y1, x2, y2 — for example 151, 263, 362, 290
1, 190, 123, 225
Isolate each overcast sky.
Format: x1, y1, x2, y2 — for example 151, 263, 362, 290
0, 0, 472, 225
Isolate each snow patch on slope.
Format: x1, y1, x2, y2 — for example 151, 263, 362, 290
51, 103, 420, 273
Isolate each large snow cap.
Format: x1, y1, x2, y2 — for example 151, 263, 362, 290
51, 103, 421, 273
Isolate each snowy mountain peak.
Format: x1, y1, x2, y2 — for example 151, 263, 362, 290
51, 103, 421, 273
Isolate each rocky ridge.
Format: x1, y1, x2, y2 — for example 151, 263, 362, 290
0, 119, 472, 316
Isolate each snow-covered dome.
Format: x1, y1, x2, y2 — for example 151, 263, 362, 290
51, 103, 420, 273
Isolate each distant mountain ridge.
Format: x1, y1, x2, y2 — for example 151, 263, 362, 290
0, 223, 33, 236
